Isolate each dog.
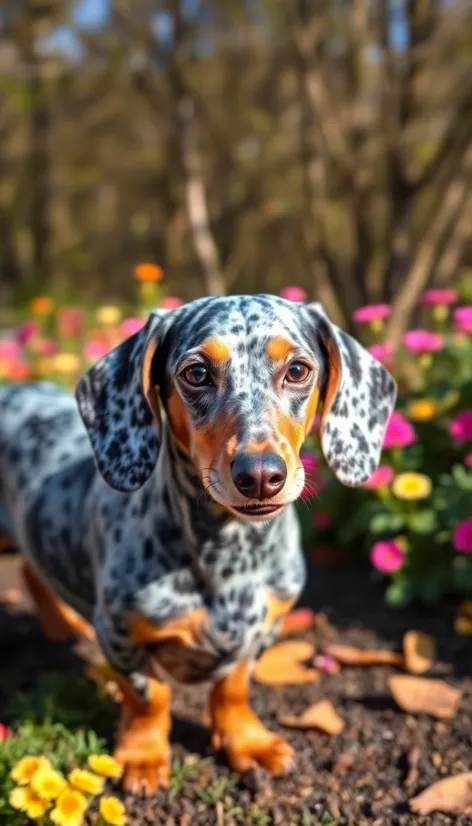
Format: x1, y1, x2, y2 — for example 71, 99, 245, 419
0, 294, 396, 795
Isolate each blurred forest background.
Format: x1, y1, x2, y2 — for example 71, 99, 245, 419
0, 0, 471, 342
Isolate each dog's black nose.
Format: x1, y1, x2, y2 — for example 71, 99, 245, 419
231, 453, 287, 500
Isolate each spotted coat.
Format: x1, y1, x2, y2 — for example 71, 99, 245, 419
0, 295, 396, 696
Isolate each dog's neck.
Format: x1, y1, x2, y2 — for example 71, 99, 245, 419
159, 427, 278, 549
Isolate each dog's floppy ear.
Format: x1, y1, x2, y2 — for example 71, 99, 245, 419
75, 310, 170, 492
304, 303, 397, 486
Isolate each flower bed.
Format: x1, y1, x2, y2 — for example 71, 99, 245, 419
1, 273, 471, 609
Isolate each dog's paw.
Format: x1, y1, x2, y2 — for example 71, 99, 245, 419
115, 742, 171, 797
212, 709, 295, 776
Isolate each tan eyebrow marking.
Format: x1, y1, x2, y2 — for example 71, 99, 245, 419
266, 337, 296, 362
200, 339, 231, 365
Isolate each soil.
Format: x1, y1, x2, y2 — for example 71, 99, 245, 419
1, 551, 472, 826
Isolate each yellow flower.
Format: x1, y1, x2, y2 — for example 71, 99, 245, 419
52, 353, 81, 375
88, 754, 123, 779
50, 788, 88, 826
32, 766, 67, 800
28, 296, 54, 315
10, 755, 51, 785
392, 472, 432, 501
9, 786, 50, 818
96, 305, 122, 326
68, 768, 104, 795
454, 616, 472, 636
407, 399, 438, 421
99, 796, 127, 826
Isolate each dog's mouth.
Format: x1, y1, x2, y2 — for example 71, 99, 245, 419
233, 503, 284, 517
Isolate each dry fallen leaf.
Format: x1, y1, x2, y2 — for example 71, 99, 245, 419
278, 608, 316, 637
325, 643, 403, 667
410, 773, 472, 816
0, 588, 22, 605
389, 675, 461, 720
254, 640, 318, 686
403, 630, 436, 674
279, 700, 344, 735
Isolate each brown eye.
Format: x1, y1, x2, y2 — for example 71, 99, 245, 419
183, 364, 213, 387
285, 361, 311, 383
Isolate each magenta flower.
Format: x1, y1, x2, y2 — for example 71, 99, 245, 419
450, 410, 472, 443
421, 289, 458, 306
465, 453, 472, 468
314, 654, 339, 675
383, 411, 417, 449
280, 286, 308, 303
58, 307, 85, 339
16, 321, 40, 346
370, 540, 404, 573
367, 342, 394, 364
353, 304, 391, 323
454, 306, 472, 334
120, 317, 145, 337
301, 451, 320, 474
0, 723, 10, 741
403, 330, 443, 353
312, 513, 332, 530
162, 296, 184, 310
83, 340, 109, 362
0, 339, 21, 359
363, 465, 394, 489
453, 519, 472, 553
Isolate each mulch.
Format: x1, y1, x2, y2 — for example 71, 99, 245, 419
1, 552, 472, 826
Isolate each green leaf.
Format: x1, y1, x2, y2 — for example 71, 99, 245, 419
408, 510, 438, 534
452, 464, 472, 491
386, 578, 413, 607
369, 512, 404, 534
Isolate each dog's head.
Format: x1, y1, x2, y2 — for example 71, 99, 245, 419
76, 295, 396, 520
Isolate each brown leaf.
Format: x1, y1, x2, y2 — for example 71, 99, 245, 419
405, 744, 421, 789
403, 630, 436, 675
389, 675, 461, 720
279, 700, 344, 735
278, 608, 316, 637
254, 641, 318, 686
326, 643, 403, 667
409, 773, 472, 816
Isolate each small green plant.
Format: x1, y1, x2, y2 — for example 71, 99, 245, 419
168, 755, 213, 800
195, 774, 238, 805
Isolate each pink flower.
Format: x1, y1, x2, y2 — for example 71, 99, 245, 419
161, 296, 184, 310
83, 340, 109, 362
314, 654, 339, 675
370, 539, 404, 573
0, 723, 10, 741
353, 304, 391, 323
301, 452, 320, 474
453, 519, 472, 553
383, 411, 417, 449
9, 359, 30, 381
30, 337, 58, 356
0, 339, 21, 359
280, 286, 308, 303
421, 289, 458, 305
403, 330, 443, 353
120, 317, 146, 337
16, 321, 40, 346
367, 342, 395, 365
450, 411, 472, 443
454, 306, 472, 334
363, 465, 395, 489
465, 453, 472, 468
313, 513, 333, 530
57, 307, 85, 339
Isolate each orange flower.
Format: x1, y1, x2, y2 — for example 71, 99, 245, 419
133, 263, 163, 283
28, 296, 55, 315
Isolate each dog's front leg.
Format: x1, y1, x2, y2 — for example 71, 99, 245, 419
209, 660, 295, 776
93, 607, 172, 797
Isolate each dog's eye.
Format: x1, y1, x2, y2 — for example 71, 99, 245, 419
285, 361, 311, 383
183, 365, 213, 387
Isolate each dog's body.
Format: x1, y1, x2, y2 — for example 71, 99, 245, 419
0, 295, 396, 793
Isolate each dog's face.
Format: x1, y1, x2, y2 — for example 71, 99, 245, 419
76, 295, 397, 521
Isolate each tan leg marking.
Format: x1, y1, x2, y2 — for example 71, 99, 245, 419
209, 661, 295, 776
21, 559, 94, 642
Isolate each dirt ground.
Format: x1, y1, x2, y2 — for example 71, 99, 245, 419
1, 551, 472, 826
